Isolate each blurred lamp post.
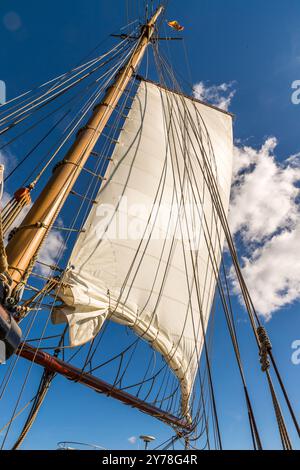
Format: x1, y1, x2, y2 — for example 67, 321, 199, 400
139, 435, 155, 450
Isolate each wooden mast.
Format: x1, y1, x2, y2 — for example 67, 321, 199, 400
5, 6, 164, 291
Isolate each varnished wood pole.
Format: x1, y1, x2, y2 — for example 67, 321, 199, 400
5, 6, 163, 290
18, 342, 191, 431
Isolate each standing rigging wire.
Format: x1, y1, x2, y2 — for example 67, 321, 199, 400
0, 276, 69, 449
0, 15, 141, 118
150, 43, 264, 448
0, 54, 109, 120
0, 57, 102, 114
22, 43, 136, 186
77, 47, 217, 444
84, 45, 216, 430
0, 38, 133, 147
3, 8, 158, 303
0, 23, 254, 452
0, 18, 143, 138
0, 290, 54, 449
193, 106, 299, 443
64, 46, 185, 404
160, 72, 260, 449
2, 40, 134, 188
0, 27, 178, 446
0, 55, 109, 125
3, 33, 143, 445
0, 36, 134, 135
55, 27, 227, 446
0, 71, 128, 398
152, 41, 299, 448
151, 44, 223, 448
4, 13, 216, 448
1, 2, 297, 452
2, 42, 137, 196
53, 80, 143, 372
9, 37, 139, 326
13, 35, 204, 440
73, 81, 180, 404
182, 39, 193, 90
0, 41, 136, 244
11, 326, 68, 451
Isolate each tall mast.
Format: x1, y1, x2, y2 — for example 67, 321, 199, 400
5, 6, 163, 292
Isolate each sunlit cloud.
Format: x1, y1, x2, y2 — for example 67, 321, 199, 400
229, 138, 300, 318
193, 81, 236, 111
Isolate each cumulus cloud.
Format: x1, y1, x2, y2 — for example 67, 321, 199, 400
229, 138, 300, 319
193, 81, 236, 111
0, 149, 16, 174
38, 229, 66, 276
128, 436, 137, 445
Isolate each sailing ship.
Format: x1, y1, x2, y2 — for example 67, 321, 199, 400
0, 2, 299, 450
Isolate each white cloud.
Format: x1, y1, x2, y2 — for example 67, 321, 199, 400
0, 149, 16, 171
128, 436, 137, 445
230, 138, 300, 241
38, 229, 66, 276
229, 138, 300, 318
193, 81, 236, 111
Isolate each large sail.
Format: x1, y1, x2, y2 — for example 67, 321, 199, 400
52, 79, 233, 417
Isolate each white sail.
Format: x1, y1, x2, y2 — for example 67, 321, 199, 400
52, 79, 233, 417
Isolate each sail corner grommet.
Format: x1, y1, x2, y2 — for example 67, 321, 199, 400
0, 304, 22, 361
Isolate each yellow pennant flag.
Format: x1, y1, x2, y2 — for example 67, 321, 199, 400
167, 20, 184, 32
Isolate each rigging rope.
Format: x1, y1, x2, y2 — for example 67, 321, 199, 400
2, 8, 299, 451
0, 30, 141, 448
11, 328, 67, 450
158, 47, 299, 448
152, 44, 223, 447
151, 45, 294, 452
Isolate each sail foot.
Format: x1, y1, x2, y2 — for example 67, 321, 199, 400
53, 276, 195, 420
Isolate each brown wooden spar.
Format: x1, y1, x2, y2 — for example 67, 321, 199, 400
18, 342, 192, 431
5, 6, 164, 291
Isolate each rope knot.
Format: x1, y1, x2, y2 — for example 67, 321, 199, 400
257, 326, 272, 372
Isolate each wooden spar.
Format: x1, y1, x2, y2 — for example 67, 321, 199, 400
5, 6, 164, 291
18, 342, 192, 431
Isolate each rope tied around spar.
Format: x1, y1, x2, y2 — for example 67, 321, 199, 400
257, 326, 272, 372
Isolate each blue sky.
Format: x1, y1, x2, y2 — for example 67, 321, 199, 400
0, 0, 300, 450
